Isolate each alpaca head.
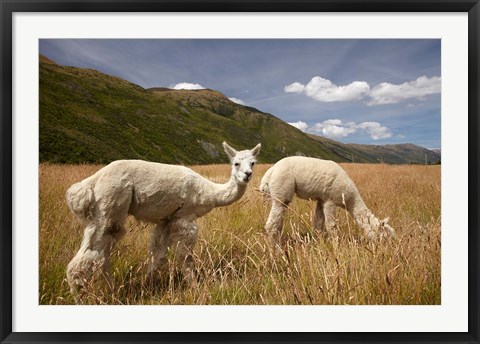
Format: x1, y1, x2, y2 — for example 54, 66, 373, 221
223, 141, 261, 184
380, 217, 396, 238
361, 212, 396, 240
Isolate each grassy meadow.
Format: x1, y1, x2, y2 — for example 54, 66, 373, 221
39, 163, 441, 305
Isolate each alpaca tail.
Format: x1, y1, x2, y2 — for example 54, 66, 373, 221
259, 167, 274, 197
66, 180, 95, 223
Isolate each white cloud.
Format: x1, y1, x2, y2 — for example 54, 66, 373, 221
171, 82, 205, 90
312, 119, 357, 138
284, 75, 441, 105
368, 75, 441, 105
293, 119, 392, 140
285, 76, 370, 102
357, 121, 392, 140
305, 77, 370, 102
229, 97, 246, 105
284, 82, 305, 93
288, 121, 309, 131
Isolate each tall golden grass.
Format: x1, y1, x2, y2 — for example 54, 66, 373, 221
39, 162, 440, 305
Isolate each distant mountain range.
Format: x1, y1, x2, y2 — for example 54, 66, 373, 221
39, 55, 441, 165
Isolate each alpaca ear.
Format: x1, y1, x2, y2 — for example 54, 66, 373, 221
251, 143, 261, 156
222, 141, 237, 160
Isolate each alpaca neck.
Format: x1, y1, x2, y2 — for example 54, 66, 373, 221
213, 176, 247, 207
350, 196, 369, 217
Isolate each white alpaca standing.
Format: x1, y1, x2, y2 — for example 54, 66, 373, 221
66, 142, 261, 293
260, 156, 395, 241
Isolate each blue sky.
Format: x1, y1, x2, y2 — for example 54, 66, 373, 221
39, 39, 441, 148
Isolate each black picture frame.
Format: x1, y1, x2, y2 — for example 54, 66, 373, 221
1, 1, 479, 343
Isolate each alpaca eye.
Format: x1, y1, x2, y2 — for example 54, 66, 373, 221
234, 162, 240, 167
251, 162, 255, 167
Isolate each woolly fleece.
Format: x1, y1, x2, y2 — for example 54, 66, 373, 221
260, 156, 395, 240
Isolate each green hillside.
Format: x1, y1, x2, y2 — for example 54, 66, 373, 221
40, 55, 347, 164
39, 55, 440, 165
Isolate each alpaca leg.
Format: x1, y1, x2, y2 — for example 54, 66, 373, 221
313, 200, 337, 236
91, 222, 126, 286
67, 179, 132, 294
323, 201, 338, 236
91, 178, 131, 278
67, 222, 98, 292
168, 219, 199, 279
66, 221, 123, 293
313, 200, 326, 234
146, 221, 170, 277
265, 200, 287, 242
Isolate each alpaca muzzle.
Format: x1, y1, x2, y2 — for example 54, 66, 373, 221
243, 172, 252, 182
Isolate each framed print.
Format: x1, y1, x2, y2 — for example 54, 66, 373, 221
1, 1, 479, 343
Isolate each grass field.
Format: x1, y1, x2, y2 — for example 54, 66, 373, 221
39, 162, 441, 305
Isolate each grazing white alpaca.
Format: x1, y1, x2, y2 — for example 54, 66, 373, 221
66, 142, 261, 293
260, 156, 395, 241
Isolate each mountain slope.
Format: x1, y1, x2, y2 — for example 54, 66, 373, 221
307, 134, 441, 164
39, 55, 440, 165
